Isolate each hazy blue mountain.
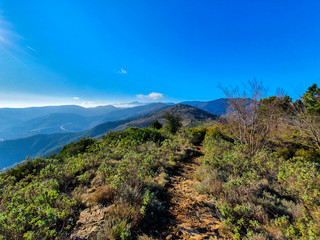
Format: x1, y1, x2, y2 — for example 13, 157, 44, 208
99, 103, 168, 123
0, 104, 215, 170
0, 105, 117, 133
0, 132, 80, 170
181, 98, 230, 115
0, 113, 91, 139
0, 103, 168, 140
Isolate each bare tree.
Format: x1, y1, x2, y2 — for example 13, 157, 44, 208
290, 103, 320, 151
284, 84, 320, 151
220, 79, 287, 155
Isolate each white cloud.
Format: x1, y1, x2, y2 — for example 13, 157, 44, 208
73, 97, 80, 100
114, 103, 138, 108
26, 45, 38, 53
0, 11, 23, 49
81, 101, 95, 107
118, 68, 127, 74
136, 92, 164, 100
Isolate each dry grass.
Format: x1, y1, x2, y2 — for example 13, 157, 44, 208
89, 185, 117, 206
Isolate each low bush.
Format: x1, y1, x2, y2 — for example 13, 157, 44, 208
184, 127, 207, 145
150, 120, 162, 130
196, 134, 320, 239
0, 127, 196, 239
58, 137, 95, 159
89, 185, 117, 206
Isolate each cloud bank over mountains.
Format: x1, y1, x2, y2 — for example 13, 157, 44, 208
136, 92, 164, 101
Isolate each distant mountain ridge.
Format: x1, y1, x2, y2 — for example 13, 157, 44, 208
0, 98, 233, 140
0, 104, 216, 169
114, 104, 217, 132
0, 98, 234, 141
181, 98, 230, 115
0, 105, 116, 138
0, 103, 168, 140
0, 98, 234, 169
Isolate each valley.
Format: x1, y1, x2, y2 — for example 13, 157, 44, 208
0, 101, 221, 169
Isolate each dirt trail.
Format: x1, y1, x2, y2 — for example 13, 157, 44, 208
164, 147, 220, 239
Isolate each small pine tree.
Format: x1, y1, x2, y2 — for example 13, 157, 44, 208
151, 119, 162, 129
163, 112, 182, 134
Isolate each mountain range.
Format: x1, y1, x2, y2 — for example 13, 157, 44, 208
0, 99, 229, 169
0, 103, 168, 140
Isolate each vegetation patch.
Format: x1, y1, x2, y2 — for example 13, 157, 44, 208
0, 126, 195, 239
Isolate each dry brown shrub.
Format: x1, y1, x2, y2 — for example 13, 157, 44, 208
248, 234, 268, 240
91, 171, 105, 187
89, 185, 117, 205
110, 202, 140, 225
264, 225, 284, 239
138, 234, 156, 240
158, 172, 169, 187
194, 168, 224, 196
97, 202, 141, 240
218, 220, 234, 239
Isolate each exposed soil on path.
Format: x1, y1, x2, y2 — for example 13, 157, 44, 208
162, 147, 221, 240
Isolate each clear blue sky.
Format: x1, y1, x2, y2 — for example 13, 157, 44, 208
0, 0, 319, 107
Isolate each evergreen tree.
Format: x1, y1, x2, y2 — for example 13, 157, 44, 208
163, 112, 182, 134
151, 119, 162, 129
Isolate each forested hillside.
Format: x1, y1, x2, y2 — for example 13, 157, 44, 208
0, 83, 320, 239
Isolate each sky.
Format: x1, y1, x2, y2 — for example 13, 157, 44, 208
0, 0, 319, 107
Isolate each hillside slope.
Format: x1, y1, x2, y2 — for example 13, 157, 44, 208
115, 104, 217, 131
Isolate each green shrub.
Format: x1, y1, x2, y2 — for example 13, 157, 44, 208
58, 137, 95, 158
184, 127, 207, 145
102, 128, 164, 146
150, 120, 162, 129
294, 148, 320, 162
6, 157, 48, 182
196, 134, 320, 239
0, 180, 77, 239
0, 125, 195, 239
163, 112, 182, 134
